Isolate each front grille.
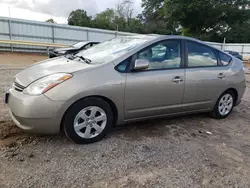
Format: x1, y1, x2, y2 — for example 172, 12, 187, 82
13, 80, 25, 92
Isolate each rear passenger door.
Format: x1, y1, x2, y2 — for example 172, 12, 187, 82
183, 40, 230, 111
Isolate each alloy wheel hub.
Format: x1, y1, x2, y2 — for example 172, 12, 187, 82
73, 106, 107, 139
218, 94, 233, 116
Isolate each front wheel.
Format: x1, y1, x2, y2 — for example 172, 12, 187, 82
63, 98, 114, 144
211, 91, 235, 119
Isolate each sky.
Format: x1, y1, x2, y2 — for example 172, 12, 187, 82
0, 0, 142, 24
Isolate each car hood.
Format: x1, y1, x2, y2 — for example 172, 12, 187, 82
53, 47, 77, 52
15, 57, 90, 87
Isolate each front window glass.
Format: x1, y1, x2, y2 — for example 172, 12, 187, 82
76, 37, 153, 64
116, 57, 131, 72
187, 41, 217, 67
137, 40, 181, 70
72, 42, 88, 48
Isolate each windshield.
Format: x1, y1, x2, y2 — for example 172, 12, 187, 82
72, 42, 88, 48
76, 36, 152, 64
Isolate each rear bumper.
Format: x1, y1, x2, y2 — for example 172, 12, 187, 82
7, 89, 64, 134
235, 99, 242, 106
235, 81, 247, 106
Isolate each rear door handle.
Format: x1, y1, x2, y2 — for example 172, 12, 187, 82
172, 76, 183, 83
218, 73, 225, 79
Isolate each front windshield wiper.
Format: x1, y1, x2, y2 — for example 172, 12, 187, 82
66, 54, 91, 64
74, 55, 91, 64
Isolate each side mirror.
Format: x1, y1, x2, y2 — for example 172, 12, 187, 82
133, 59, 149, 71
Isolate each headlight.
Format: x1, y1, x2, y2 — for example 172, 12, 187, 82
23, 73, 73, 96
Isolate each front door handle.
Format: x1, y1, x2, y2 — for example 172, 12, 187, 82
172, 76, 183, 83
218, 73, 225, 79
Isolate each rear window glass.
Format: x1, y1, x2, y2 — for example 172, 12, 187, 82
187, 41, 217, 67
218, 51, 232, 66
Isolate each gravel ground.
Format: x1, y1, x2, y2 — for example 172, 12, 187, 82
0, 52, 250, 188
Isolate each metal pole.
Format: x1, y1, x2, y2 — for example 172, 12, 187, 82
86, 29, 89, 41
222, 37, 226, 50
115, 24, 118, 38
52, 24, 55, 43
241, 44, 244, 56
8, 6, 13, 52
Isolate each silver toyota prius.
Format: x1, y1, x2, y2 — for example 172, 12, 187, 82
6, 35, 246, 144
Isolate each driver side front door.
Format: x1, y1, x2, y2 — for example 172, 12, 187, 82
124, 39, 185, 121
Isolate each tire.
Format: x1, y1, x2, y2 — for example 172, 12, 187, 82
63, 97, 114, 144
211, 90, 235, 119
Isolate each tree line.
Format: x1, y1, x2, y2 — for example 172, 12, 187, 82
66, 0, 250, 43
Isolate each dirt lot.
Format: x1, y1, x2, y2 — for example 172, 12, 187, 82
0, 52, 250, 188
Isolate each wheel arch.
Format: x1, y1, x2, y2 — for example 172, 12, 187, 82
60, 95, 119, 131
224, 88, 238, 105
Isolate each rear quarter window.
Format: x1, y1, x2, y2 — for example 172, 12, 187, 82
218, 51, 232, 66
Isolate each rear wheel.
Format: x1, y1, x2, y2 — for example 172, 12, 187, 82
64, 97, 113, 144
211, 90, 235, 119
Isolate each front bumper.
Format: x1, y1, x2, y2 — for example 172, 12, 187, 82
7, 88, 64, 134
